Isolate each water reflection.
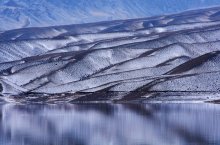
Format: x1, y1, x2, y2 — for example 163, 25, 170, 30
0, 103, 220, 145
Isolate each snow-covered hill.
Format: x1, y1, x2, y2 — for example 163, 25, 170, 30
0, 6, 220, 103
1, 0, 220, 30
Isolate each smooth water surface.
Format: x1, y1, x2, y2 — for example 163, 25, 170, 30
0, 103, 220, 145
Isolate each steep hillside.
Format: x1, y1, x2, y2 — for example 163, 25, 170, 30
0, 6, 220, 103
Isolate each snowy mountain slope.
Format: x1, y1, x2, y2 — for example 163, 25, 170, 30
1, 0, 220, 30
0, 6, 220, 103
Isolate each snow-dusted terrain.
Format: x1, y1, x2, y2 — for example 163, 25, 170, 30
0, 6, 220, 103
1, 0, 220, 30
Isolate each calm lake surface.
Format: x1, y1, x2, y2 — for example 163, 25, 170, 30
0, 103, 220, 145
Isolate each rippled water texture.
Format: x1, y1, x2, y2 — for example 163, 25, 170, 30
0, 103, 219, 145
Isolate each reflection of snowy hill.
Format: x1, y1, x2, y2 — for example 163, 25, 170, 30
1, 0, 220, 30
0, 104, 220, 145
0, 7, 220, 102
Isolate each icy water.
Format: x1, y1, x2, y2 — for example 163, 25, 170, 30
0, 103, 220, 145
